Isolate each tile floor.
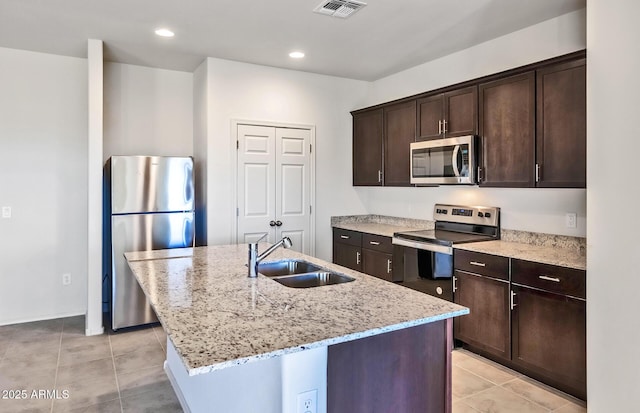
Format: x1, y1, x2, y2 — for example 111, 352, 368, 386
0, 316, 587, 413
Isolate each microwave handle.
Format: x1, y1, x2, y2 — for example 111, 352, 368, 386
452, 145, 461, 177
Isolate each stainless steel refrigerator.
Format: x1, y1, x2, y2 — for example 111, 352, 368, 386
104, 156, 195, 331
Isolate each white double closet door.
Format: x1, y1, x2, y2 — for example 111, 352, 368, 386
236, 124, 312, 255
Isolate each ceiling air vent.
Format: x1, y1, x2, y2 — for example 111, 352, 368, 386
313, 0, 367, 19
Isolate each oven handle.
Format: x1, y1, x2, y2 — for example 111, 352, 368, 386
392, 237, 453, 255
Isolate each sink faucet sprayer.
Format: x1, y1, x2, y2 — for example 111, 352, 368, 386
248, 235, 293, 278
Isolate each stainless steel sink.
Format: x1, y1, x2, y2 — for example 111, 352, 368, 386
258, 259, 355, 288
257, 260, 323, 277
269, 272, 355, 288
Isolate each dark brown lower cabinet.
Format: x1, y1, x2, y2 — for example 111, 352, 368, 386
333, 243, 361, 272
454, 270, 511, 360
362, 248, 393, 281
328, 319, 452, 413
511, 285, 587, 400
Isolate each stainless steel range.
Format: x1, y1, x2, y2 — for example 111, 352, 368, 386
392, 204, 500, 301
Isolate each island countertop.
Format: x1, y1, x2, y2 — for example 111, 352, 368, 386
125, 245, 468, 376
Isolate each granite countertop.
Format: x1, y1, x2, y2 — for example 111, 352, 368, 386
125, 245, 468, 376
331, 215, 586, 271
454, 240, 586, 271
331, 214, 433, 237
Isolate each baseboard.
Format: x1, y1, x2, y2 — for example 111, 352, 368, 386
0, 311, 86, 327
164, 360, 192, 413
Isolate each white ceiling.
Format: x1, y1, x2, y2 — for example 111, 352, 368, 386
0, 0, 585, 81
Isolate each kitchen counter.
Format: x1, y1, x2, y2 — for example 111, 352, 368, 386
331, 215, 586, 271
331, 214, 433, 237
125, 244, 468, 376
454, 240, 586, 270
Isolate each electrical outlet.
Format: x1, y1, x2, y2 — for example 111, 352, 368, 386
62, 273, 71, 286
1, 206, 11, 218
296, 389, 317, 413
565, 213, 577, 228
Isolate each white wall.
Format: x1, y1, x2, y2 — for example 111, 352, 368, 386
0, 47, 88, 325
358, 9, 587, 236
193, 60, 208, 246
587, 0, 640, 410
103, 62, 193, 160
202, 58, 369, 261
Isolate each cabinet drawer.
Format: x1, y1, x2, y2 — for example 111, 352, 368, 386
333, 228, 362, 247
362, 233, 393, 253
454, 250, 509, 281
512, 259, 585, 299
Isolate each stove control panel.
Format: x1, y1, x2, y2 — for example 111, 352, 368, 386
433, 204, 500, 227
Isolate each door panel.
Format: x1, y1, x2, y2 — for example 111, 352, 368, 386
111, 212, 194, 330
384, 100, 416, 186
417, 95, 443, 141
237, 125, 277, 244
511, 285, 586, 399
276, 128, 310, 254
536, 59, 586, 188
110, 156, 194, 214
479, 72, 535, 187
237, 125, 311, 255
445, 86, 477, 137
454, 270, 510, 360
353, 109, 383, 186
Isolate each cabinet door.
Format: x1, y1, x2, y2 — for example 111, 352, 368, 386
417, 94, 444, 141
384, 101, 416, 186
353, 109, 383, 186
454, 270, 510, 360
536, 59, 586, 188
362, 249, 393, 281
511, 285, 586, 399
444, 86, 477, 138
333, 242, 362, 272
479, 72, 535, 187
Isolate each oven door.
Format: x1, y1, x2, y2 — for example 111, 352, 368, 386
393, 245, 454, 302
410, 135, 476, 185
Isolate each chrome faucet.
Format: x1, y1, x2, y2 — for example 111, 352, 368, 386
248, 235, 293, 278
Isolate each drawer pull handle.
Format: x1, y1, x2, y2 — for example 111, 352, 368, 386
369, 241, 380, 245
470, 261, 486, 267
340, 235, 350, 239
539, 275, 561, 283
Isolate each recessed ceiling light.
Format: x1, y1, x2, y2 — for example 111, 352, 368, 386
289, 51, 305, 59
155, 28, 175, 38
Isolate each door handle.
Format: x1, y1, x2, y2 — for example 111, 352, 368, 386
510, 291, 517, 310
387, 259, 392, 274
452, 145, 461, 177
442, 119, 447, 134
269, 220, 276, 227
275, 220, 283, 227
452, 276, 457, 293
438, 120, 442, 135
356, 251, 361, 265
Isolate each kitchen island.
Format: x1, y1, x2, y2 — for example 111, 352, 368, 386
125, 244, 468, 413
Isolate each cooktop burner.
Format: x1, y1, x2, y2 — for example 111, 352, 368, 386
392, 204, 500, 254
394, 229, 496, 246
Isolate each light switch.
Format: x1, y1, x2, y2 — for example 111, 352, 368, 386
1, 206, 10, 218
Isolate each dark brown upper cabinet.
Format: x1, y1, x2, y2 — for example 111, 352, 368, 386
478, 72, 536, 187
536, 59, 586, 188
417, 86, 477, 141
352, 108, 383, 186
384, 100, 416, 186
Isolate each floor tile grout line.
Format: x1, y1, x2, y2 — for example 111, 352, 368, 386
497, 376, 580, 411
107, 333, 125, 413
454, 351, 582, 411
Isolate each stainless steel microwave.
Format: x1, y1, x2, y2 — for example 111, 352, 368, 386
410, 135, 477, 185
